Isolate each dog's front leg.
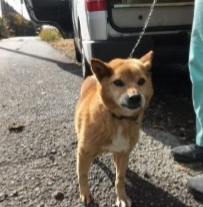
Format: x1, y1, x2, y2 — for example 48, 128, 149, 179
77, 150, 94, 205
114, 152, 131, 207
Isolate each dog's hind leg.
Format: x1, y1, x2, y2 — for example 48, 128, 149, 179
114, 152, 132, 207
77, 149, 95, 205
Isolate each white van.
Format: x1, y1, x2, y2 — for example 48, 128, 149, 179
25, 0, 194, 77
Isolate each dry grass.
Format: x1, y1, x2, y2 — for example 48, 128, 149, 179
39, 28, 61, 42
38, 28, 76, 60
50, 39, 76, 60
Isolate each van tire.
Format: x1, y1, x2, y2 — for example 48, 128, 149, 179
74, 39, 81, 63
79, 27, 92, 78
81, 48, 92, 79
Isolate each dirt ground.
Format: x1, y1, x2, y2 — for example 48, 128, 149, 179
51, 39, 76, 62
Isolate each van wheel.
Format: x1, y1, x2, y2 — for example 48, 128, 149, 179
78, 25, 92, 78
74, 39, 81, 62
81, 48, 92, 79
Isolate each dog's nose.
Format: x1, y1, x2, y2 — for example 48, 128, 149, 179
128, 94, 141, 104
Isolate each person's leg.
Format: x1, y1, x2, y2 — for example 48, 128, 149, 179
189, 0, 203, 148
171, 0, 203, 163
187, 0, 203, 202
172, 0, 203, 202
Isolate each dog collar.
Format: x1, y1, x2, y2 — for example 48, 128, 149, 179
111, 112, 139, 121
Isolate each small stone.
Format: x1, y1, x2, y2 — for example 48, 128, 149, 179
8, 123, 25, 133
48, 181, 53, 186
157, 105, 162, 108
49, 155, 55, 162
37, 204, 45, 207
0, 195, 4, 202
98, 177, 103, 183
71, 141, 76, 146
144, 171, 150, 179
50, 149, 57, 155
53, 190, 64, 201
11, 191, 18, 197
179, 127, 186, 137
23, 199, 28, 203
180, 136, 186, 140
0, 193, 8, 202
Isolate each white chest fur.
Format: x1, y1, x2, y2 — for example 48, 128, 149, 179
103, 127, 130, 152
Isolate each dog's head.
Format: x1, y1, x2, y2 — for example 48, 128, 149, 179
91, 51, 154, 116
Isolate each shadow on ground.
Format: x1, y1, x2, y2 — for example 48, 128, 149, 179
143, 66, 195, 147
57, 61, 82, 77
91, 158, 191, 207
0, 46, 82, 77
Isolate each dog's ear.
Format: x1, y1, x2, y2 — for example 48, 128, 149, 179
140, 51, 153, 71
91, 59, 112, 81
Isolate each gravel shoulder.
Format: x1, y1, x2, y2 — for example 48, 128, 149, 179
0, 37, 202, 207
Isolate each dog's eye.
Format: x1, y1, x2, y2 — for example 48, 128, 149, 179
137, 78, 145, 86
113, 79, 124, 87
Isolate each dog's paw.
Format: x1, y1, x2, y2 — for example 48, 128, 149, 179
115, 196, 132, 207
80, 192, 93, 206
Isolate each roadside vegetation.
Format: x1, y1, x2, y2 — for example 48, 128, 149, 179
0, 14, 75, 60
50, 38, 75, 60
0, 17, 9, 38
39, 27, 75, 60
38, 28, 61, 42
0, 13, 35, 38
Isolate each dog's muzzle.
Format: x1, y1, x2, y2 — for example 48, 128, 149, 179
121, 94, 142, 110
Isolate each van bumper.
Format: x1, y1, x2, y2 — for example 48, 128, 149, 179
83, 33, 190, 66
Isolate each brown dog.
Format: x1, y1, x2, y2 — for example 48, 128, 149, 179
75, 51, 154, 207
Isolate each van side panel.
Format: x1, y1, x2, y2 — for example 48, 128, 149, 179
78, 0, 107, 40
88, 12, 107, 40
111, 6, 193, 29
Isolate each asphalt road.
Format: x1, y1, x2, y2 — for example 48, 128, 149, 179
0, 37, 202, 207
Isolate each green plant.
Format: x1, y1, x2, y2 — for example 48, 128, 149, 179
0, 17, 9, 38
2, 13, 36, 37
39, 28, 62, 42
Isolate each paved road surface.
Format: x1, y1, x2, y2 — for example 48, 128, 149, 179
0, 37, 202, 207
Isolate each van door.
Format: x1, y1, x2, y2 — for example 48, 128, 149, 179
107, 0, 194, 35
24, 0, 73, 37
107, 0, 193, 64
